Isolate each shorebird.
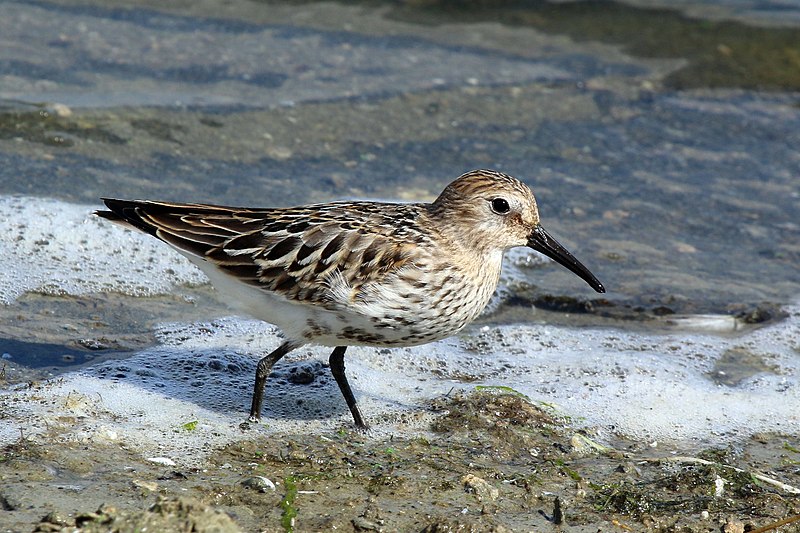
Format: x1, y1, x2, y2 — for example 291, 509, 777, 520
97, 169, 605, 428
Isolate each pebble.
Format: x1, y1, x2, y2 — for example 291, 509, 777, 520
146, 456, 176, 466
241, 476, 276, 492
352, 516, 384, 531
50, 103, 72, 117
723, 518, 745, 533
132, 479, 159, 492
460, 473, 499, 502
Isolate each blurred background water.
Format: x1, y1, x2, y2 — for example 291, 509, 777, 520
0, 0, 799, 443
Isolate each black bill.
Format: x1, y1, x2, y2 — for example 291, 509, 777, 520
527, 225, 605, 293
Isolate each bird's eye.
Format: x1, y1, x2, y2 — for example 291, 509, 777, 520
490, 197, 510, 214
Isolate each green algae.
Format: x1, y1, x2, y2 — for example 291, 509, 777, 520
0, 103, 127, 147
280, 475, 299, 532
180, 420, 199, 431
130, 118, 188, 144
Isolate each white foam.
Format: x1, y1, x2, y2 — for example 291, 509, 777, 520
2, 302, 799, 463
0, 196, 207, 304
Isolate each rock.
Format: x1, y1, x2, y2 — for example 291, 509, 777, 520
723, 517, 745, 533
132, 479, 159, 492
352, 515, 384, 531
241, 475, 276, 492
146, 456, 177, 466
460, 474, 499, 502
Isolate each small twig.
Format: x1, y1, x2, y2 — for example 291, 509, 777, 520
648, 456, 800, 494
749, 514, 800, 533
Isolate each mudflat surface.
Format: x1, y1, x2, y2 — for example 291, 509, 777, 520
3, 390, 799, 532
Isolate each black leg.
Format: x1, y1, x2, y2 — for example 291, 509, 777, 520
248, 341, 295, 422
329, 346, 368, 429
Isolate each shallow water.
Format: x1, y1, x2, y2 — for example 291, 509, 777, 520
1, 0, 799, 475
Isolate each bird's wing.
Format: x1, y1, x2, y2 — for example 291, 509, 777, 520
97, 198, 427, 309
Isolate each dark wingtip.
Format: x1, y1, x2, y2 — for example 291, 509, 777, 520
93, 198, 159, 236
95, 198, 127, 218
98, 197, 130, 213
94, 208, 120, 220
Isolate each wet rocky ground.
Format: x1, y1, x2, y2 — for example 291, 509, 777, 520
2, 389, 799, 532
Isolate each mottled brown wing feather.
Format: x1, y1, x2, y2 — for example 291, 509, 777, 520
97, 198, 427, 309
98, 199, 268, 261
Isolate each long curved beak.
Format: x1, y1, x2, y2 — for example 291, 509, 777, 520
527, 225, 605, 293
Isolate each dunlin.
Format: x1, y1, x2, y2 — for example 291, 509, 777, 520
97, 169, 605, 428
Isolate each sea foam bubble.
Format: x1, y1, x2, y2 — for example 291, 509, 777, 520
2, 302, 798, 464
